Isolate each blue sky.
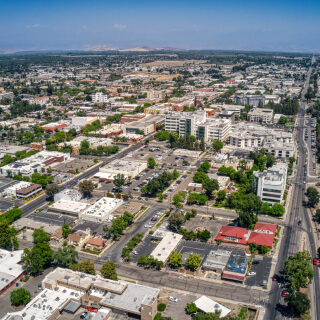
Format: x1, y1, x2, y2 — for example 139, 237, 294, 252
1, 0, 320, 52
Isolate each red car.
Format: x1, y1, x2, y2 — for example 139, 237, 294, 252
272, 275, 277, 281
88, 308, 98, 313
281, 290, 287, 297
313, 259, 318, 265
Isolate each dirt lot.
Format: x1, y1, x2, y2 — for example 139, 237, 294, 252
53, 158, 95, 174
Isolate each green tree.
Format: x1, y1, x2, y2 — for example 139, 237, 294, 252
249, 242, 258, 254
186, 253, 202, 271
285, 291, 310, 317
45, 183, 59, 199
169, 252, 182, 267
193, 171, 209, 183
172, 169, 179, 180
78, 179, 95, 197
270, 203, 285, 216
100, 261, 118, 280
306, 187, 319, 207
70, 259, 96, 275
62, 224, 72, 238
157, 193, 164, 201
53, 245, 78, 267
199, 161, 211, 173
278, 115, 288, 125
186, 302, 198, 314
315, 209, 320, 223
216, 190, 226, 202
32, 228, 50, 244
113, 173, 125, 188
202, 179, 219, 196
10, 288, 31, 306
238, 212, 253, 229
212, 140, 223, 152
260, 245, 270, 254
283, 251, 314, 290
169, 212, 185, 232
0, 221, 19, 250
173, 194, 182, 206
147, 157, 156, 169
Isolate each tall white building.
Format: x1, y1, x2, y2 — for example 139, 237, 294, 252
92, 92, 108, 103
165, 111, 231, 142
252, 163, 287, 204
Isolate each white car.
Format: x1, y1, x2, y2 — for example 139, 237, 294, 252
248, 272, 256, 276
169, 297, 178, 303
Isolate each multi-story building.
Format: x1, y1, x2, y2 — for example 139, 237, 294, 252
165, 111, 231, 141
92, 92, 108, 103
234, 94, 265, 107
263, 140, 294, 159
252, 163, 287, 204
247, 108, 274, 123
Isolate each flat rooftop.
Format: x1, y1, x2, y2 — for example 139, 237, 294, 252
50, 199, 90, 214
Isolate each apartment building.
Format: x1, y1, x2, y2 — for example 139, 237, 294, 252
252, 163, 287, 204
247, 108, 274, 123
92, 92, 108, 103
165, 111, 231, 141
234, 95, 265, 107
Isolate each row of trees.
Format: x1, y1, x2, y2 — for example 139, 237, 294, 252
79, 140, 119, 156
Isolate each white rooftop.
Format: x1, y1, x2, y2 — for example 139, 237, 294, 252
50, 199, 90, 214
194, 295, 231, 318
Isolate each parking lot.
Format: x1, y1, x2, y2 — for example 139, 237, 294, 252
245, 255, 272, 287
53, 158, 96, 174
130, 235, 159, 263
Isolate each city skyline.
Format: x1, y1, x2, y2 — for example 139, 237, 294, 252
1, 0, 320, 53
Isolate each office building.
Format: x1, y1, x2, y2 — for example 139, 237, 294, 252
92, 92, 108, 103
247, 108, 274, 123
234, 94, 265, 107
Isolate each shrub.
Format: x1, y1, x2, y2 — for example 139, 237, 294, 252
157, 303, 166, 312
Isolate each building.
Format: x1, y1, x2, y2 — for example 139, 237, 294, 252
67, 229, 91, 247
49, 199, 90, 216
29, 96, 49, 105
54, 189, 81, 202
150, 231, 183, 264
0, 151, 70, 176
71, 116, 99, 127
263, 140, 294, 159
194, 296, 231, 318
234, 94, 265, 107
202, 248, 232, 273
215, 226, 251, 245
252, 163, 287, 204
98, 160, 147, 180
247, 223, 277, 248
0, 249, 25, 295
165, 111, 231, 142
222, 250, 249, 282
80, 197, 123, 223
0, 145, 30, 160
92, 92, 108, 103
247, 108, 274, 123
2, 181, 41, 198
124, 115, 164, 136
0, 92, 14, 102
229, 123, 292, 149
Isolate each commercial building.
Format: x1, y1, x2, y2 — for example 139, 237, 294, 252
80, 197, 123, 223
2, 181, 42, 198
98, 160, 147, 180
222, 250, 249, 282
10, 268, 159, 320
49, 199, 90, 216
0, 145, 30, 160
194, 296, 231, 318
0, 249, 25, 295
41, 121, 68, 131
234, 94, 265, 107
252, 163, 287, 204
92, 92, 108, 103
125, 114, 164, 136
165, 111, 231, 141
247, 108, 274, 123
202, 249, 232, 273
0, 151, 70, 176
150, 231, 183, 264
54, 189, 81, 202
263, 140, 294, 159
71, 116, 99, 127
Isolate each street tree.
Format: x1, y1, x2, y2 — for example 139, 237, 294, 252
212, 140, 223, 152
53, 245, 78, 267
157, 193, 164, 201
306, 187, 320, 207
100, 261, 118, 280
45, 183, 59, 199
169, 212, 185, 232
10, 288, 31, 306
147, 157, 156, 169
186, 253, 202, 271
216, 190, 226, 202
78, 180, 95, 197
186, 302, 198, 314
285, 291, 310, 317
283, 250, 314, 290
199, 161, 211, 173
114, 173, 125, 188
70, 259, 96, 275
169, 252, 182, 268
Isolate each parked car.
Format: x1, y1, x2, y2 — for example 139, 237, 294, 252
80, 312, 87, 319
248, 272, 256, 276
281, 290, 288, 297
313, 259, 318, 265
252, 261, 260, 265
169, 297, 178, 303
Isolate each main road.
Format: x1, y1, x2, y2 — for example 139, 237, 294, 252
267, 61, 320, 319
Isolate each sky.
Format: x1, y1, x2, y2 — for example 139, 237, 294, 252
1, 0, 320, 53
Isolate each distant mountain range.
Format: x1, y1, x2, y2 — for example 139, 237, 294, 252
84, 45, 183, 52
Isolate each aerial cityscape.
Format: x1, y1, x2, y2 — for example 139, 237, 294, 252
0, 1, 319, 320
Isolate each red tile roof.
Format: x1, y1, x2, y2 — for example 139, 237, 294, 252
215, 226, 250, 245
248, 231, 275, 248
254, 222, 277, 234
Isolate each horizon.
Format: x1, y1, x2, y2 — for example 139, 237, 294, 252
1, 0, 320, 53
